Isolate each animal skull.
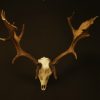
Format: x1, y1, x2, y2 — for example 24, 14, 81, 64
0, 10, 98, 91
37, 57, 52, 91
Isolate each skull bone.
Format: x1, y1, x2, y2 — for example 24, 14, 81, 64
38, 57, 52, 91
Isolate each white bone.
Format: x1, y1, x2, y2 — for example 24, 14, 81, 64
38, 57, 50, 69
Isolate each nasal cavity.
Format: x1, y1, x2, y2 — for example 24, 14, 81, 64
41, 85, 46, 91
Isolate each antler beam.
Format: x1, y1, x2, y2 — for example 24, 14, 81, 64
51, 15, 98, 65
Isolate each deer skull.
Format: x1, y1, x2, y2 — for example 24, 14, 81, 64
37, 57, 52, 91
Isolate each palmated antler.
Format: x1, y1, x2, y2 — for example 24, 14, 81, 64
0, 10, 38, 65
51, 14, 98, 65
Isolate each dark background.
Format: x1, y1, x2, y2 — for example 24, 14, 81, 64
0, 0, 100, 100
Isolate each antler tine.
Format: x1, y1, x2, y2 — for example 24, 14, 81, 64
19, 24, 25, 41
1, 10, 5, 20
0, 10, 38, 65
0, 10, 12, 42
51, 14, 98, 65
67, 11, 75, 35
1, 10, 17, 30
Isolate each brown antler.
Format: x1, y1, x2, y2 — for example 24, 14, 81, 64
0, 10, 38, 65
51, 14, 98, 65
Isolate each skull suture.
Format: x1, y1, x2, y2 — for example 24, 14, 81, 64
37, 57, 52, 91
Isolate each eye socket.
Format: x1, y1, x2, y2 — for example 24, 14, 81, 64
40, 76, 43, 80
37, 63, 42, 68
38, 63, 42, 66
46, 76, 49, 80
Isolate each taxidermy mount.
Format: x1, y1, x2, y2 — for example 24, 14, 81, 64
0, 10, 98, 91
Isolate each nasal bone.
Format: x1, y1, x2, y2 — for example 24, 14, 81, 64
41, 85, 47, 91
